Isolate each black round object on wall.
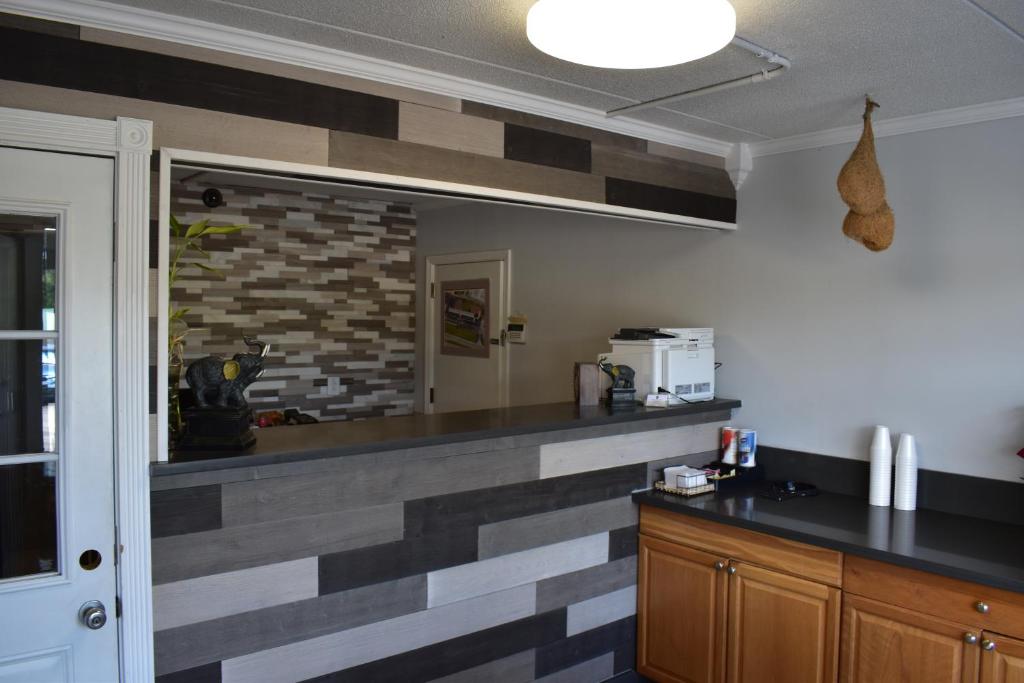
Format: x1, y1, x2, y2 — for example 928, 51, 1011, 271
202, 188, 224, 208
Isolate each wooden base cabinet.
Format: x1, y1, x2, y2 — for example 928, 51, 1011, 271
840, 594, 980, 683
637, 508, 842, 683
637, 534, 728, 683
728, 562, 840, 683
637, 507, 1024, 683
980, 633, 1024, 683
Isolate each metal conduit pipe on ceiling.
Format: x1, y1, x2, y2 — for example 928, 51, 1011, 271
607, 0, 1023, 120
605, 36, 792, 118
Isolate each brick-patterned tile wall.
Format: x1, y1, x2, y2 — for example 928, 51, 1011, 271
170, 179, 416, 421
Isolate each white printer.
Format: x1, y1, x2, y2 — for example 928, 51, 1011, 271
599, 328, 715, 402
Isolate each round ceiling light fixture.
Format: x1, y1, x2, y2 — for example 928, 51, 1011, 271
527, 0, 737, 69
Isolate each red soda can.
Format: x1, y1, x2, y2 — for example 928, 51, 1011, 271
721, 427, 738, 465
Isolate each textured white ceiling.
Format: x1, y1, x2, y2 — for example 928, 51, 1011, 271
102, 0, 1024, 143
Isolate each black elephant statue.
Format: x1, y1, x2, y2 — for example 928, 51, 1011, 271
185, 335, 270, 409
598, 358, 635, 390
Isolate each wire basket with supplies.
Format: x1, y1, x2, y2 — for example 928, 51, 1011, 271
655, 465, 736, 498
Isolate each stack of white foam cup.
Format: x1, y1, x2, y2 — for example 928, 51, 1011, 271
868, 426, 892, 507
893, 433, 918, 511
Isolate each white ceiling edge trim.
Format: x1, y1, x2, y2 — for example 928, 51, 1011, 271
750, 96, 1024, 157
2, 0, 735, 157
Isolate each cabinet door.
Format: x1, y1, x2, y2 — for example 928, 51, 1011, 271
638, 533, 728, 683
726, 561, 841, 683
841, 594, 979, 683
980, 632, 1024, 683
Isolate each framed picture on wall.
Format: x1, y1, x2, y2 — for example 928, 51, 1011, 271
440, 279, 489, 358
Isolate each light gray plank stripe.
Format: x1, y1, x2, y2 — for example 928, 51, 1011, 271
478, 497, 637, 560
153, 557, 317, 631
538, 421, 726, 478
536, 557, 637, 613
508, 411, 732, 449
427, 649, 535, 683
399, 102, 504, 157
220, 583, 536, 683
566, 585, 637, 637
151, 502, 403, 584
155, 574, 426, 676
535, 652, 615, 683
222, 447, 539, 526
428, 533, 608, 608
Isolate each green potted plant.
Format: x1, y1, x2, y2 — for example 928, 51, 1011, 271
168, 214, 247, 445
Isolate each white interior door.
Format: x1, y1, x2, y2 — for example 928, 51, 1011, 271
0, 147, 118, 682
429, 258, 507, 413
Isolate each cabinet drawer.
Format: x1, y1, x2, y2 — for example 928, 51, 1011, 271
845, 555, 1024, 640
639, 505, 843, 587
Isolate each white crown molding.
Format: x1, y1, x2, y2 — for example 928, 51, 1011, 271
2, 0, 735, 157
750, 96, 1024, 157
725, 143, 752, 189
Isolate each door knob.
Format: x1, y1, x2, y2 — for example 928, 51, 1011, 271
963, 633, 978, 645
726, 565, 737, 575
79, 600, 107, 630
975, 601, 990, 614
981, 639, 997, 652
714, 561, 725, 571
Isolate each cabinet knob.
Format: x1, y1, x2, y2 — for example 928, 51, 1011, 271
963, 633, 978, 645
714, 561, 725, 571
975, 601, 990, 614
726, 565, 737, 575
981, 639, 996, 652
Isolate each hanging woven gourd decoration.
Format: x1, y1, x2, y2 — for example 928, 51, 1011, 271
837, 97, 894, 251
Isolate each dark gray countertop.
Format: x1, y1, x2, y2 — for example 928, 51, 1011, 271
153, 398, 740, 476
633, 486, 1024, 594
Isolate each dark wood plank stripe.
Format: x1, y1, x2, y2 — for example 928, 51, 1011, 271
0, 26, 398, 139
534, 615, 636, 679
150, 485, 222, 538
608, 525, 639, 561
606, 176, 737, 223
0, 11, 79, 39
298, 609, 567, 683
462, 100, 647, 152
504, 123, 592, 173
318, 527, 478, 595
592, 144, 735, 198
404, 463, 647, 538
155, 662, 221, 683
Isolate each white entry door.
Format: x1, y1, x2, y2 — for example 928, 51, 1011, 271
428, 254, 509, 413
0, 147, 119, 681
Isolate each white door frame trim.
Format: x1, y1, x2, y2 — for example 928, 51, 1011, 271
0, 106, 155, 682
423, 250, 512, 415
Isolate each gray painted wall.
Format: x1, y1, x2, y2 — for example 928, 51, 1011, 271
417, 116, 1024, 481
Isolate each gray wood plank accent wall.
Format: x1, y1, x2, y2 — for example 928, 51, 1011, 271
0, 16, 735, 219
149, 411, 731, 682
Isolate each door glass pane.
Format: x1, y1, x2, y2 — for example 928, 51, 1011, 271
0, 340, 56, 456
0, 462, 58, 579
0, 215, 58, 331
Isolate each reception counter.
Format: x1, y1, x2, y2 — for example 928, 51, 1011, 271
148, 399, 739, 683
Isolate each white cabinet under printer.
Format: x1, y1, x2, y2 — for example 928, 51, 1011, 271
599, 328, 715, 402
